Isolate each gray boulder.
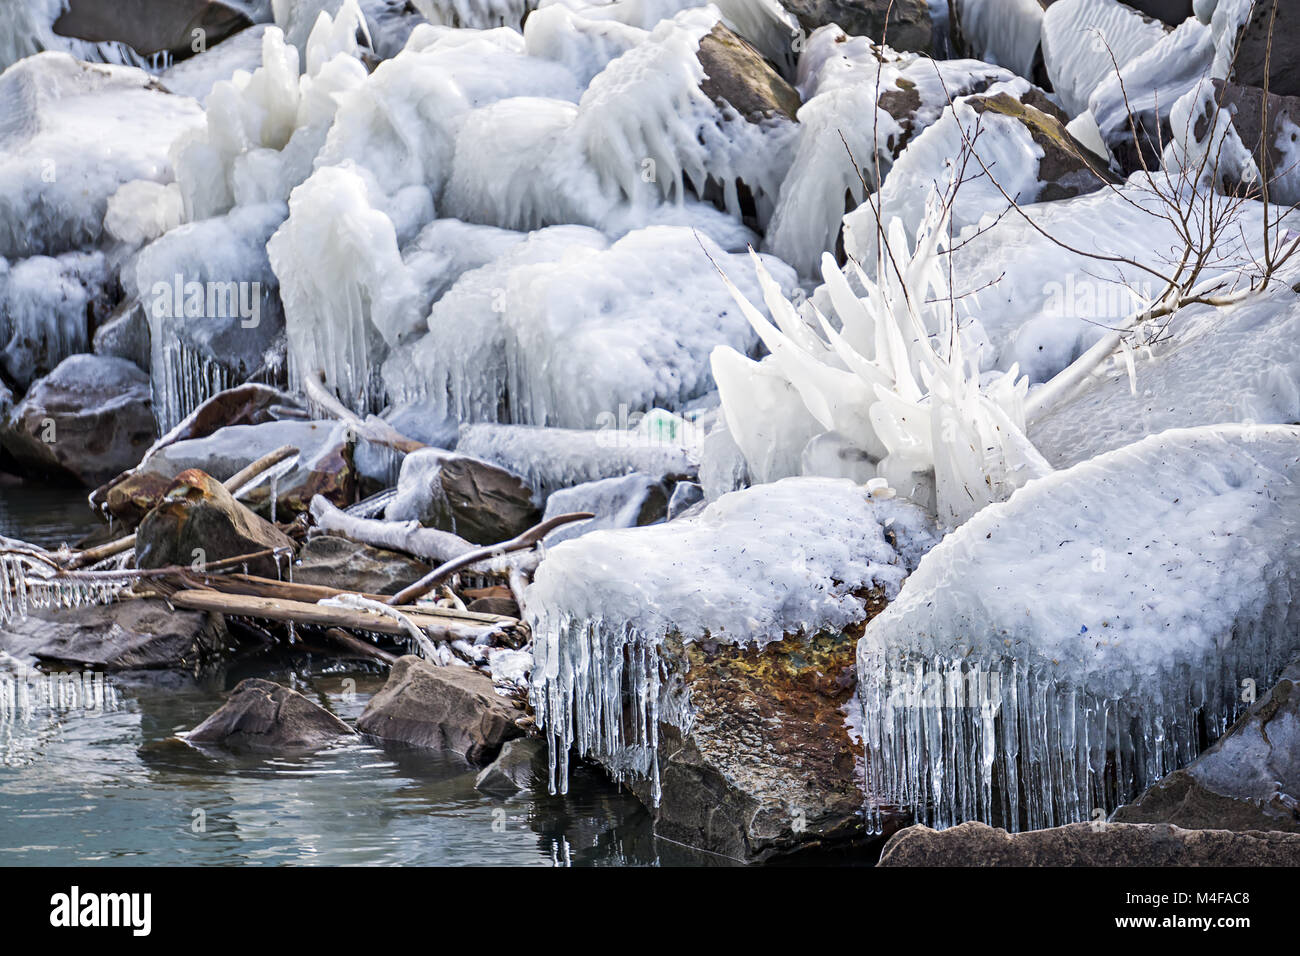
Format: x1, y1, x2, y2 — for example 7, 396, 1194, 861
0, 600, 227, 670
474, 737, 547, 796
357, 655, 524, 763
1113, 661, 1300, 833
293, 535, 430, 596
0, 354, 155, 486
188, 678, 356, 752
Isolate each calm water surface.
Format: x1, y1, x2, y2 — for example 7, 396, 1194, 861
0, 484, 678, 866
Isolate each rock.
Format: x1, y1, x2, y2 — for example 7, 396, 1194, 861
697, 23, 801, 122
785, 0, 932, 54
0, 354, 155, 486
667, 480, 704, 519
92, 383, 304, 520
0, 600, 228, 670
467, 596, 521, 618
965, 89, 1120, 201
877, 821, 1300, 866
135, 468, 295, 577
357, 655, 524, 763
108, 419, 355, 525
386, 448, 540, 546
628, 618, 906, 863
1228, 0, 1300, 97
292, 535, 431, 596
1113, 661, 1300, 833
540, 472, 670, 546
1126, 0, 1193, 24
187, 678, 356, 752
1202, 79, 1300, 207
53, 0, 256, 60
92, 299, 152, 372
474, 737, 547, 796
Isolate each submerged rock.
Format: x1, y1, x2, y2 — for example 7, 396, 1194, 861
475, 736, 547, 796
358, 655, 524, 763
0, 600, 227, 671
1113, 661, 1300, 833
877, 821, 1300, 866
188, 678, 356, 752
293, 534, 430, 595
0, 354, 155, 486
135, 468, 294, 576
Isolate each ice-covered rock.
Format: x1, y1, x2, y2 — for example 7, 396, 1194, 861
52, 0, 257, 61
859, 424, 1300, 833
1041, 0, 1170, 118
1029, 271, 1300, 468
455, 418, 699, 499
843, 78, 1117, 279
539, 472, 670, 545
767, 28, 1013, 274
0, 0, 148, 72
384, 446, 540, 545
948, 0, 1045, 79
0, 250, 114, 391
134, 201, 288, 430
0, 52, 204, 258
158, 22, 272, 101
388, 225, 794, 428
784, 0, 934, 55
529, 475, 939, 798
1218, 0, 1300, 97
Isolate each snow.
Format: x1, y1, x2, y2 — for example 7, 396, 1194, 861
1030, 273, 1300, 468
0, 52, 203, 259
529, 475, 940, 798
455, 417, 698, 498
859, 424, 1300, 832
387, 224, 794, 428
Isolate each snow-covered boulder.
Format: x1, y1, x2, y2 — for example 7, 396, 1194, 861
858, 424, 1300, 833
767, 27, 1013, 275
529, 476, 939, 797
0, 53, 203, 259
1041, 0, 1169, 118
1029, 273, 1300, 468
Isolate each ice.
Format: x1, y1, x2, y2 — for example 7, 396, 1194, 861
0, 52, 203, 259
411, 0, 535, 29
767, 31, 1012, 275
524, 2, 648, 86
133, 201, 288, 430
158, 23, 273, 102
859, 423, 1300, 833
0, 250, 110, 391
268, 163, 418, 415
528, 475, 940, 798
716, 186, 1051, 527
1030, 273, 1300, 468
540, 472, 668, 545
949, 0, 1044, 78
455, 418, 698, 499
1040, 0, 1169, 118
574, 7, 797, 227
387, 225, 793, 428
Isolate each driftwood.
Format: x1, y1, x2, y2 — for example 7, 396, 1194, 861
167, 589, 526, 645
320, 627, 399, 665
302, 370, 426, 455
308, 495, 477, 566
387, 511, 593, 607
67, 445, 300, 569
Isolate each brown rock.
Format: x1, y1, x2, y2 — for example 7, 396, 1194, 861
698, 23, 802, 122
357, 656, 524, 763
1228, 0, 1300, 98
134, 468, 294, 577
53, 0, 254, 60
877, 821, 1300, 866
292, 535, 430, 596
188, 678, 356, 752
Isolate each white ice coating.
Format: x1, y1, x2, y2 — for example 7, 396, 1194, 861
386, 225, 793, 428
528, 476, 940, 799
858, 424, 1300, 833
539, 471, 666, 544
455, 417, 699, 498
0, 52, 203, 259
949, 0, 1044, 78
766, 28, 1012, 275
1040, 0, 1169, 118
411, 0, 536, 30
1030, 269, 1300, 468
0, 250, 109, 390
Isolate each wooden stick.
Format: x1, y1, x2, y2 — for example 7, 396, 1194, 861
167, 589, 518, 643
66, 445, 300, 569
321, 627, 399, 665
387, 511, 593, 607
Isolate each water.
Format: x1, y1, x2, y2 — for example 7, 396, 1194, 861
0, 486, 685, 867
